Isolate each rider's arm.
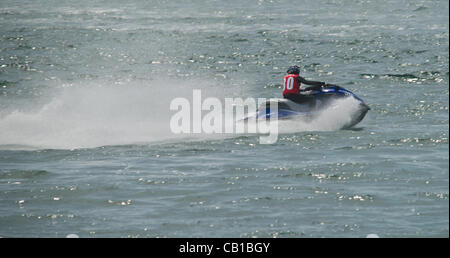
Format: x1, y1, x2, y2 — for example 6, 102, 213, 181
298, 76, 326, 86
303, 85, 323, 91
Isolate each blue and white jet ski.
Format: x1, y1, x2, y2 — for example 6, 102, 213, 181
245, 85, 370, 128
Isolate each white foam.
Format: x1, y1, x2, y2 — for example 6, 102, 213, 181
0, 78, 236, 149
0, 79, 363, 149
277, 97, 363, 134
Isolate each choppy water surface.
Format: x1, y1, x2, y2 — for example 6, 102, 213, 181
0, 0, 448, 237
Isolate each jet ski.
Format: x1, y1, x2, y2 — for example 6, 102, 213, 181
244, 85, 370, 128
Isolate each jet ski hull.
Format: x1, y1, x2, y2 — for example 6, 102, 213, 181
247, 85, 370, 128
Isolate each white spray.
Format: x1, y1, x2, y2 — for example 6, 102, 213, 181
0, 79, 363, 149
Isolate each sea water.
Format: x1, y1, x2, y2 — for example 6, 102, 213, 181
0, 0, 448, 237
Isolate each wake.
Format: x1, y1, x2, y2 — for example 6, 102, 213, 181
0, 80, 363, 149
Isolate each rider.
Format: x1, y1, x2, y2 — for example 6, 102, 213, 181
282, 65, 326, 104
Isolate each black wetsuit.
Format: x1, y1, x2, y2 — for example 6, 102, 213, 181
283, 76, 325, 105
